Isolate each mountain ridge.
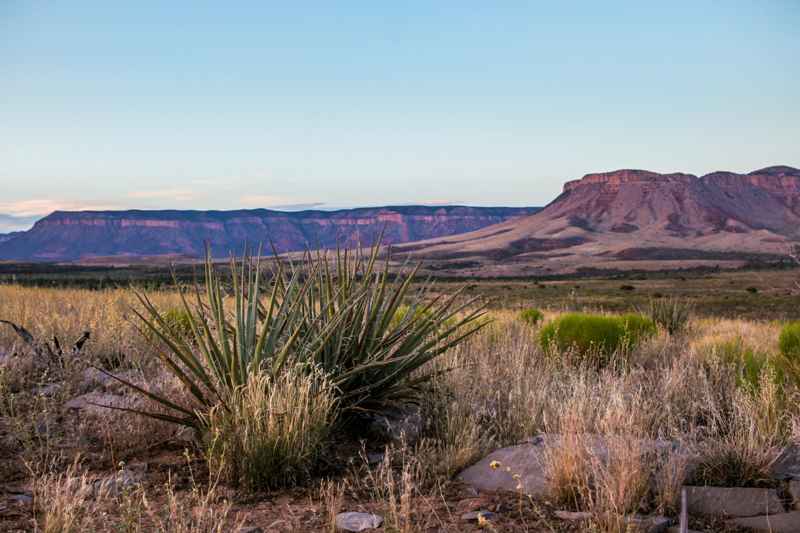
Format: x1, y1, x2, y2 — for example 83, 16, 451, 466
395, 165, 800, 275
0, 205, 539, 261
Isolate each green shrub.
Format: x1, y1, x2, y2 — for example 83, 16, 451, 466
775, 322, 800, 389
519, 308, 544, 326
539, 312, 656, 364
712, 338, 776, 391
144, 307, 193, 342
645, 297, 693, 335
620, 313, 658, 344
779, 322, 800, 359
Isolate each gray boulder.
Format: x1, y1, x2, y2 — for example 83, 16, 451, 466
684, 486, 784, 517
457, 434, 680, 498
335, 512, 383, 532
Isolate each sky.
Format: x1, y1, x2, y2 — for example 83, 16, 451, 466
1, 1, 799, 231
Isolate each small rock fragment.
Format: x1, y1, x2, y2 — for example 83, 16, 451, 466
335, 512, 383, 532
554, 510, 592, 521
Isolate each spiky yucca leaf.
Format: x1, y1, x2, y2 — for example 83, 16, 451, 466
110, 252, 325, 429
111, 240, 486, 430
294, 243, 488, 413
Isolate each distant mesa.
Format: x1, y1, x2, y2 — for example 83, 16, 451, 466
392, 165, 800, 275
0, 205, 538, 262
1, 165, 798, 276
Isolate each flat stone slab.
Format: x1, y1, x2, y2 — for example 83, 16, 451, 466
335, 512, 383, 532
65, 391, 128, 414
726, 511, 800, 532
457, 440, 550, 497
684, 486, 784, 517
457, 434, 679, 498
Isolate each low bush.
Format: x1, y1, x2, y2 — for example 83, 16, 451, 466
518, 308, 544, 326
620, 313, 658, 345
774, 322, 800, 389
779, 322, 800, 359
143, 307, 193, 344
706, 337, 787, 391
539, 313, 656, 364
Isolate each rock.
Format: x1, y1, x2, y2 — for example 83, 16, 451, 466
334, 512, 383, 532
363, 406, 423, 444
665, 528, 702, 533
625, 515, 671, 533
8, 492, 32, 505
771, 445, 800, 480
36, 382, 63, 397
461, 510, 495, 522
726, 511, 800, 532
684, 486, 784, 517
455, 497, 492, 513
554, 510, 592, 521
457, 433, 679, 498
789, 480, 800, 509
93, 468, 142, 497
366, 452, 385, 465
239, 528, 263, 533
65, 391, 127, 415
80, 367, 140, 394
457, 440, 550, 497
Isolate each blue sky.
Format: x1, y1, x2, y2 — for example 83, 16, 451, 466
1, 1, 799, 231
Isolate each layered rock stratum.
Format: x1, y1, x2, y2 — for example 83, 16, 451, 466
395, 165, 800, 275
0, 206, 538, 261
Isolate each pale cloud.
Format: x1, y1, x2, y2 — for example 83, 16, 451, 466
421, 199, 461, 206
239, 194, 295, 207
0, 199, 121, 217
128, 188, 198, 201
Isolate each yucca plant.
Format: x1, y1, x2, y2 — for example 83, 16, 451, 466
103, 241, 486, 429
644, 297, 693, 336
295, 244, 488, 414
100, 251, 336, 430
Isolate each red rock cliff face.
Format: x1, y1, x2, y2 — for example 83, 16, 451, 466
0, 206, 539, 261
549, 166, 800, 237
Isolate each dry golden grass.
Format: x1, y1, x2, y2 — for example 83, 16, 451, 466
202, 366, 338, 490
1, 284, 799, 530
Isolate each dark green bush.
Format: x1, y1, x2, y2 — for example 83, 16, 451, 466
779, 322, 800, 359
713, 338, 778, 391
776, 322, 800, 388
619, 313, 658, 344
518, 308, 544, 326
539, 312, 656, 364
